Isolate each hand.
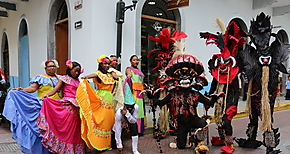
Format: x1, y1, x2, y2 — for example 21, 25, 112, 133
41, 94, 49, 100
81, 76, 88, 79
13, 87, 23, 90
127, 74, 132, 78
121, 109, 127, 115
210, 92, 224, 98
217, 92, 225, 97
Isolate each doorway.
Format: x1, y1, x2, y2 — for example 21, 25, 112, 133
49, 0, 68, 75
18, 19, 30, 88
141, 0, 181, 85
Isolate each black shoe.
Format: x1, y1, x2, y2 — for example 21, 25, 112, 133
235, 138, 262, 149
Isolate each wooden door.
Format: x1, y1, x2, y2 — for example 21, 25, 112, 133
55, 22, 68, 75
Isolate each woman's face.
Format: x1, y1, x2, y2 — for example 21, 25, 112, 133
110, 57, 118, 69
130, 56, 139, 67
101, 59, 110, 71
45, 62, 57, 76
70, 66, 81, 78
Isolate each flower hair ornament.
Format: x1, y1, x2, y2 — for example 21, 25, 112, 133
66, 60, 73, 69
109, 57, 120, 65
97, 54, 109, 63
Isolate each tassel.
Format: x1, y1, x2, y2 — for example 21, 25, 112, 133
222, 68, 230, 114
246, 80, 253, 117
260, 66, 272, 132
214, 83, 225, 127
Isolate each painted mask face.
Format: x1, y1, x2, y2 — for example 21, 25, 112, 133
210, 54, 239, 84
201, 20, 246, 84
250, 12, 272, 65
166, 54, 204, 88
174, 67, 196, 88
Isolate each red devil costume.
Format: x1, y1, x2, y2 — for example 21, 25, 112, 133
146, 28, 188, 137
200, 20, 246, 153
236, 12, 290, 154
159, 42, 223, 153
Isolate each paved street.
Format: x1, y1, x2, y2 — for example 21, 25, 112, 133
103, 109, 290, 154
1, 98, 290, 154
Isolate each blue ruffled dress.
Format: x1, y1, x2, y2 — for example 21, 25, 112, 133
3, 74, 60, 154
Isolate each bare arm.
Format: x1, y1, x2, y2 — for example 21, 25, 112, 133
14, 83, 39, 93
126, 68, 132, 78
111, 72, 119, 80
125, 105, 139, 123
41, 80, 63, 99
81, 73, 98, 79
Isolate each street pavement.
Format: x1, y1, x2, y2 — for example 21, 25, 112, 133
1, 97, 290, 154
103, 109, 290, 154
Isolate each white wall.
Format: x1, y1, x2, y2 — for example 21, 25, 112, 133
1, 0, 290, 81
70, 0, 137, 76
180, 0, 272, 80
0, 0, 51, 78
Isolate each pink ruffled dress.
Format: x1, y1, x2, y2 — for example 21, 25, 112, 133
37, 75, 85, 154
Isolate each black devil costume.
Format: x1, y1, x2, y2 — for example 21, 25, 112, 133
235, 12, 290, 154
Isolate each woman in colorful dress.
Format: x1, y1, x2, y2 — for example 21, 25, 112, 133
3, 60, 61, 154
76, 55, 117, 151
37, 60, 85, 154
126, 55, 145, 134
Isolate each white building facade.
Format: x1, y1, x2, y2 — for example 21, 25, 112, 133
0, 0, 289, 90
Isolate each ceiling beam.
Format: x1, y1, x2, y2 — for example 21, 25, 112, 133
273, 5, 290, 16
0, 1, 16, 11
0, 10, 8, 17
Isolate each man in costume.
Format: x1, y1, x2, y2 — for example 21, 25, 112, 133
200, 20, 246, 153
113, 78, 140, 154
161, 42, 223, 153
235, 12, 290, 154
146, 28, 188, 138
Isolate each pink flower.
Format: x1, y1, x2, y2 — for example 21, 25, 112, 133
66, 60, 73, 69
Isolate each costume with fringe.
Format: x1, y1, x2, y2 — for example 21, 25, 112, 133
155, 42, 221, 152
200, 20, 246, 153
146, 28, 187, 136
235, 12, 290, 154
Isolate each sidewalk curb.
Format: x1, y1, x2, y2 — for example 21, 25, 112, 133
145, 102, 290, 128
209, 102, 290, 123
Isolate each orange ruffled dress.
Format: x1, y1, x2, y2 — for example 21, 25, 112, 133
76, 71, 115, 150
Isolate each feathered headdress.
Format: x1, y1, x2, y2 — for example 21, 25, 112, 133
148, 28, 188, 50
147, 28, 188, 72
200, 19, 246, 58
